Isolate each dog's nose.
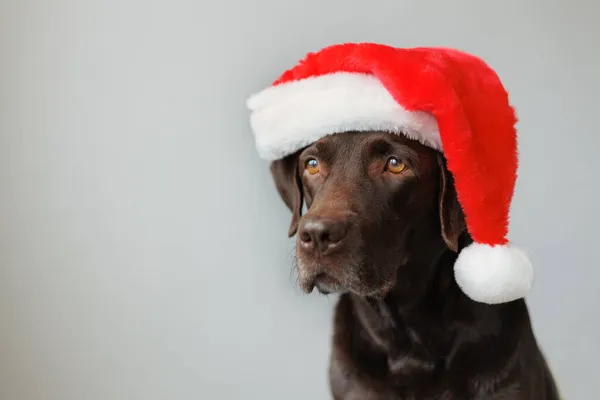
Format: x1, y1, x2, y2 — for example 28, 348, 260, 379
299, 216, 348, 254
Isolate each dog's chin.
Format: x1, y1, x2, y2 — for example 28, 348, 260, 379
315, 274, 396, 298
297, 259, 397, 298
314, 273, 346, 295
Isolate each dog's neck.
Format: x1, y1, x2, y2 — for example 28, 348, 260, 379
350, 233, 528, 377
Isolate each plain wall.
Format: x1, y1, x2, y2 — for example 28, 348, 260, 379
1, 0, 598, 399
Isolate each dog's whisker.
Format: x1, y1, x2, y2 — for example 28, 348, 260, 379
286, 245, 301, 287
289, 260, 299, 280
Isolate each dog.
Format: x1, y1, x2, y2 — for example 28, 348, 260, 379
269, 130, 560, 399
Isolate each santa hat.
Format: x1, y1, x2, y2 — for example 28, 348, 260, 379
246, 42, 533, 305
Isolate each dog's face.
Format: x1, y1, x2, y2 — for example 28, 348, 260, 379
270, 131, 465, 298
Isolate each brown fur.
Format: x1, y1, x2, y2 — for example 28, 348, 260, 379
270, 131, 560, 399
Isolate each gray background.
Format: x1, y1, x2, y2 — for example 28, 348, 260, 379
1, 0, 598, 399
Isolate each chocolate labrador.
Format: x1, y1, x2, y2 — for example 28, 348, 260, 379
269, 131, 560, 399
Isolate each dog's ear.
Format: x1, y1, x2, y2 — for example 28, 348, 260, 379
437, 154, 466, 252
270, 152, 304, 237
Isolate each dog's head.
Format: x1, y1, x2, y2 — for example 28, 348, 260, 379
270, 131, 467, 298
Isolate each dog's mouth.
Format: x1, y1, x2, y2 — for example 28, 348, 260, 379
300, 270, 342, 294
297, 259, 345, 294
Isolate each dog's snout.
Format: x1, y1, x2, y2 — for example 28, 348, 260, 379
299, 216, 349, 254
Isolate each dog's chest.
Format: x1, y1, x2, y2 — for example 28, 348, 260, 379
329, 295, 523, 400
330, 299, 455, 399
330, 362, 520, 400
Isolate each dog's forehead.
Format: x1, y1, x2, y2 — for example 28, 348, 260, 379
310, 131, 425, 157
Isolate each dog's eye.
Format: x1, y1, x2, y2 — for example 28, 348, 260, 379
386, 157, 407, 174
306, 158, 320, 175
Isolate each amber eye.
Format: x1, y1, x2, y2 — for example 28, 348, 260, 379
306, 158, 320, 175
386, 157, 407, 174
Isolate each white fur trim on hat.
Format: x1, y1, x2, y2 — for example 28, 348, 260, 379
454, 242, 534, 304
247, 72, 441, 160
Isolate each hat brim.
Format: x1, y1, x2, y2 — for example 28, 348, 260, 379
247, 72, 441, 160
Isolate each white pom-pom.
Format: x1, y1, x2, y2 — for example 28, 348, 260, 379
454, 242, 534, 304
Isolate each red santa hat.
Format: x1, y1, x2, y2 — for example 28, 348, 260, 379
246, 42, 534, 304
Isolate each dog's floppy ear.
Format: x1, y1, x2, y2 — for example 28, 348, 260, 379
437, 154, 466, 252
270, 152, 304, 237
